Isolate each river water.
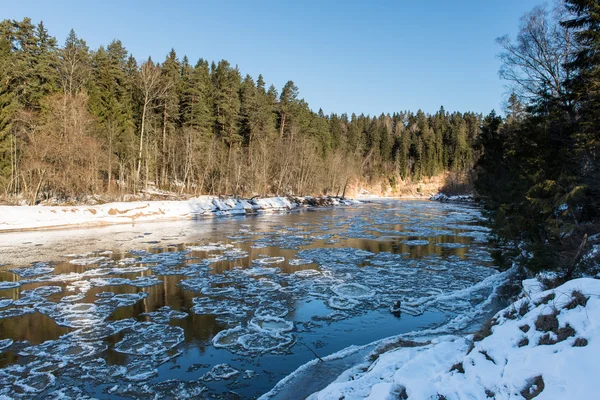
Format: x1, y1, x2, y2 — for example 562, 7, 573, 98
0, 200, 501, 399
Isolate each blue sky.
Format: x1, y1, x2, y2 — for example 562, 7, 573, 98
4, 0, 541, 116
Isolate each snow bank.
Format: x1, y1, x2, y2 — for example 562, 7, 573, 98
306, 277, 600, 399
430, 193, 475, 203
0, 196, 359, 232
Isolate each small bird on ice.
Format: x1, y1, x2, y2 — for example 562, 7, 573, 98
390, 300, 401, 314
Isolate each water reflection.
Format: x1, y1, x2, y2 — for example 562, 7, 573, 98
0, 200, 497, 398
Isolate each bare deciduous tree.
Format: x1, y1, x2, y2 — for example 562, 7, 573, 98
497, 3, 576, 104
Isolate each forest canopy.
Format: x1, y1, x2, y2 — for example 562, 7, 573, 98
0, 18, 479, 203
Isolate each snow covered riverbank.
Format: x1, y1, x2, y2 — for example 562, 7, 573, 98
0, 196, 359, 232
279, 276, 599, 399
430, 193, 475, 203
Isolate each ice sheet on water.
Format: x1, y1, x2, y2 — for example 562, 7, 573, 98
0, 307, 35, 319
243, 266, 282, 276
90, 277, 131, 287
238, 331, 296, 354
192, 297, 251, 322
188, 243, 233, 252
114, 322, 184, 356
332, 283, 375, 299
68, 256, 110, 266
141, 306, 188, 324
289, 258, 313, 266
254, 256, 285, 265
249, 316, 294, 334
13, 372, 56, 394
24, 285, 62, 298
435, 242, 469, 249
67, 318, 136, 342
179, 276, 210, 292
0, 298, 12, 308
20, 338, 107, 362
129, 276, 161, 287
401, 239, 430, 246
0, 339, 13, 351
296, 248, 374, 266
94, 292, 148, 308
10, 263, 54, 278
255, 302, 290, 318
201, 364, 240, 381
293, 269, 322, 278
0, 281, 20, 290
328, 296, 360, 310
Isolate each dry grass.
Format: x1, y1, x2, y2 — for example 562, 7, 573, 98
520, 375, 545, 399
449, 362, 465, 374
565, 290, 588, 310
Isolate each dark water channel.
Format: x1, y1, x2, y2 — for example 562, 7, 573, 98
0, 200, 498, 399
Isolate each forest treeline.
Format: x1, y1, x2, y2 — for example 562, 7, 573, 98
0, 18, 480, 203
474, 0, 600, 276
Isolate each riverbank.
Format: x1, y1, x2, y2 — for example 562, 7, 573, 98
270, 276, 599, 399
0, 196, 359, 233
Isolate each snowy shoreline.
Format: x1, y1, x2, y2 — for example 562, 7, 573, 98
266, 275, 600, 399
0, 196, 360, 233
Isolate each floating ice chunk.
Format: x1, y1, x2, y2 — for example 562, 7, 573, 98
327, 296, 360, 310
180, 277, 210, 292
69, 257, 110, 266
254, 256, 285, 265
289, 258, 313, 266
114, 322, 184, 356
435, 242, 469, 249
201, 285, 237, 297
424, 264, 448, 271
401, 239, 430, 246
13, 372, 55, 394
129, 276, 161, 287
192, 297, 250, 321
0, 339, 13, 351
223, 249, 249, 260
212, 326, 247, 349
20, 339, 107, 362
94, 292, 148, 308
251, 279, 281, 292
0, 298, 13, 308
294, 269, 321, 278
25, 285, 62, 298
0, 307, 35, 319
60, 293, 86, 303
0, 281, 20, 290
188, 243, 233, 252
244, 266, 281, 276
244, 370, 258, 379
255, 302, 290, 318
203, 254, 227, 264
123, 357, 158, 381
90, 277, 131, 287
141, 306, 188, 324
249, 316, 294, 334
68, 318, 136, 341
238, 332, 295, 354
201, 364, 240, 381
10, 263, 54, 277
65, 280, 92, 293
332, 283, 375, 299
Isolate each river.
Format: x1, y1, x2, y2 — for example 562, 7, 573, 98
0, 200, 502, 399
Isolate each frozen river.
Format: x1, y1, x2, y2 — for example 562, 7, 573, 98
0, 200, 504, 399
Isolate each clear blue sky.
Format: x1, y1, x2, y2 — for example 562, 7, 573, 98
4, 0, 541, 116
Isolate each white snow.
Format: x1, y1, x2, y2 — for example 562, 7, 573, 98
430, 193, 475, 203
304, 277, 600, 399
0, 196, 359, 232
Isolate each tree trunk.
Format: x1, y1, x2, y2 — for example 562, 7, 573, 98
136, 95, 149, 188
